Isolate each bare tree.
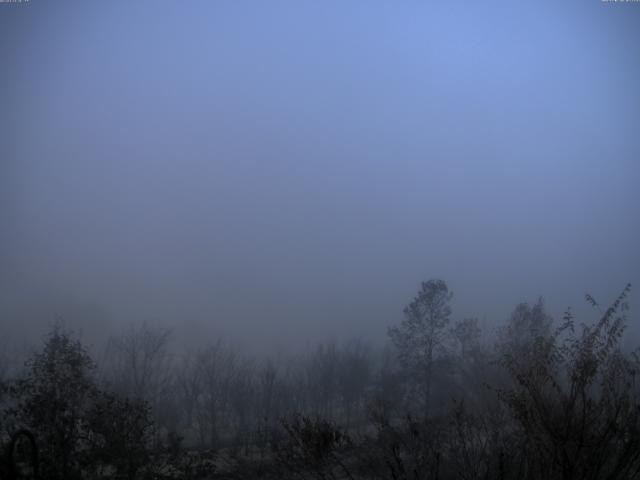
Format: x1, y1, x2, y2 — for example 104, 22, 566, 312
306, 342, 340, 420
101, 323, 174, 443
450, 317, 481, 360
337, 338, 371, 431
193, 340, 238, 450
175, 350, 204, 444
388, 279, 453, 417
255, 359, 284, 456
498, 298, 552, 360
370, 345, 407, 424
228, 357, 255, 454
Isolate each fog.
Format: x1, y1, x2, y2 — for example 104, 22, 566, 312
1, 0, 639, 353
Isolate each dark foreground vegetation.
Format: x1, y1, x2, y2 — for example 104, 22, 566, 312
1, 280, 637, 480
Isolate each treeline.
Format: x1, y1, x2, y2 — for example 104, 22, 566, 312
0, 280, 638, 480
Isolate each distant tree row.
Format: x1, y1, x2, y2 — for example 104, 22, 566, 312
0, 280, 637, 480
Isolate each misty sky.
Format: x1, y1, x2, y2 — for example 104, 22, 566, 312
1, 0, 639, 352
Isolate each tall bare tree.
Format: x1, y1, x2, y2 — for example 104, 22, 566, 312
192, 340, 238, 450
101, 323, 174, 443
337, 338, 371, 431
388, 279, 452, 417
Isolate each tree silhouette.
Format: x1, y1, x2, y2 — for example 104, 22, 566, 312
4, 323, 97, 480
388, 279, 453, 417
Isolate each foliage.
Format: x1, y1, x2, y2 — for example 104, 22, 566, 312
84, 391, 153, 480
358, 413, 444, 480
273, 414, 355, 480
1, 281, 638, 480
1, 324, 156, 480
496, 283, 640, 479
3, 323, 97, 479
